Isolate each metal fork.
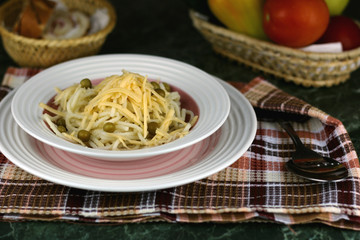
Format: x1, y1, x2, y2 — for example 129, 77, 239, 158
254, 107, 348, 182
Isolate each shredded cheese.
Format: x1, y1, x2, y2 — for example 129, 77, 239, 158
39, 70, 198, 150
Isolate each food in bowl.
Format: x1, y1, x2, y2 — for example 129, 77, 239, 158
39, 70, 198, 150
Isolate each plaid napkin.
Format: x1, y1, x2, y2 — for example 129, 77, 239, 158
1, 67, 360, 230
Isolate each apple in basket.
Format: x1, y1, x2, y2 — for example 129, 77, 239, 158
262, 0, 330, 48
317, 16, 360, 51
324, 0, 350, 16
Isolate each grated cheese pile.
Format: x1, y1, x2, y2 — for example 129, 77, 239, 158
39, 70, 198, 150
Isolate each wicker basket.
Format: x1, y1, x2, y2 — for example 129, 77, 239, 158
190, 10, 360, 87
0, 0, 116, 68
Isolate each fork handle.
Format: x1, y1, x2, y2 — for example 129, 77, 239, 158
277, 120, 305, 149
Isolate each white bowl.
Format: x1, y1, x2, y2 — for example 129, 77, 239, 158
11, 54, 231, 160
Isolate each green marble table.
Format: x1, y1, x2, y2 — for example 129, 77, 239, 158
0, 0, 359, 239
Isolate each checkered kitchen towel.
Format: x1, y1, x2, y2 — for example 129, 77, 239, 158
0, 67, 360, 230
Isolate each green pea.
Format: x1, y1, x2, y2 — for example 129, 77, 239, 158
162, 82, 171, 92
151, 82, 160, 89
103, 122, 116, 133
80, 78, 92, 89
57, 125, 67, 133
147, 122, 158, 135
56, 118, 66, 127
155, 88, 165, 98
78, 129, 91, 142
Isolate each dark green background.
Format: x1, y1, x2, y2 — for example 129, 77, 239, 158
0, 0, 360, 239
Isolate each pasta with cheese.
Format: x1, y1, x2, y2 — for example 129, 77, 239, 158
39, 70, 198, 150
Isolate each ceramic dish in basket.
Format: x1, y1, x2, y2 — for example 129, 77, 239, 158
11, 54, 231, 161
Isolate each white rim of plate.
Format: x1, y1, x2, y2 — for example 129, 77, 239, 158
0, 79, 257, 192
11, 54, 231, 160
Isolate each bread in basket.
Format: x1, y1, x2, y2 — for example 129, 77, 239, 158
0, 0, 116, 68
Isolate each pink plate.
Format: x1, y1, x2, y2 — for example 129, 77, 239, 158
34, 129, 221, 180
0, 77, 257, 192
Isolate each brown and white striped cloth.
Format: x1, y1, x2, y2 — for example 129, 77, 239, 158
0, 67, 359, 230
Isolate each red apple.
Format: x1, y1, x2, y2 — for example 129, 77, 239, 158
318, 16, 360, 51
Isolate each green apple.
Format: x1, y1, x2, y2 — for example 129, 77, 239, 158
324, 0, 350, 16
